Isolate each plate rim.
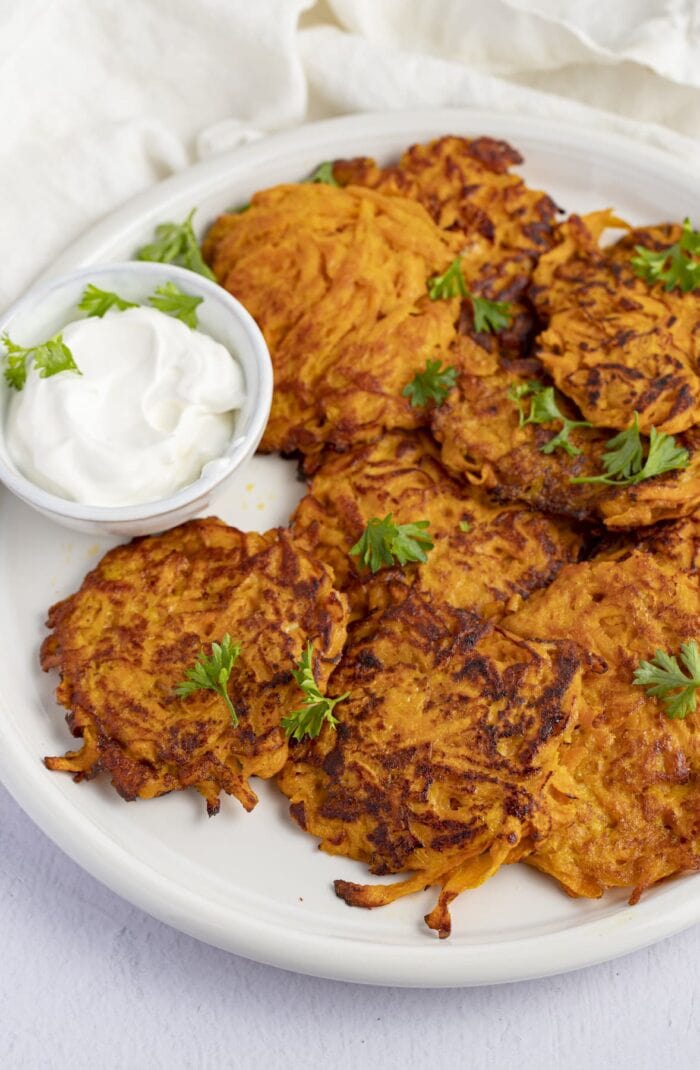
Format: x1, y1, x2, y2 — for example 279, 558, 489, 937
3, 106, 699, 987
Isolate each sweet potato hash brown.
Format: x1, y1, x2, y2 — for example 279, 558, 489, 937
203, 182, 460, 458
332, 135, 560, 358
39, 131, 700, 938
532, 212, 700, 434
277, 588, 586, 937
431, 353, 700, 528
504, 550, 700, 901
43, 519, 348, 814
291, 430, 582, 618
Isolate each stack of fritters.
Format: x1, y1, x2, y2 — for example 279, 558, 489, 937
43, 519, 348, 814
431, 348, 700, 528
43, 134, 700, 937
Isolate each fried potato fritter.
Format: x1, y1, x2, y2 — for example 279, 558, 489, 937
532, 213, 700, 434
333, 135, 560, 357
291, 430, 582, 618
504, 551, 700, 901
203, 183, 461, 456
431, 355, 700, 527
278, 589, 586, 937
42, 519, 348, 814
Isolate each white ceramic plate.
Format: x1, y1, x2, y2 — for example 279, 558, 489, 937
1, 109, 698, 988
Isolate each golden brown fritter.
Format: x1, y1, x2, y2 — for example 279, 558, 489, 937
593, 511, 700, 571
203, 183, 461, 457
532, 212, 700, 434
619, 511, 700, 569
42, 519, 348, 814
278, 588, 586, 937
431, 352, 700, 528
333, 135, 560, 357
504, 551, 700, 901
291, 430, 582, 619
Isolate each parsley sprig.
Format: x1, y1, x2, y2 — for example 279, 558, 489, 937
633, 642, 700, 719
136, 209, 215, 280
78, 285, 138, 317
402, 359, 458, 408
306, 161, 339, 186
350, 514, 434, 574
148, 282, 203, 328
427, 257, 512, 333
79, 282, 203, 328
630, 218, 700, 293
2, 332, 81, 390
507, 381, 592, 457
174, 635, 241, 725
281, 643, 349, 741
571, 413, 690, 486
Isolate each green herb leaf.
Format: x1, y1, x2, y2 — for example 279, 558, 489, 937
471, 294, 512, 333
33, 336, 81, 379
571, 413, 690, 485
630, 218, 700, 293
427, 257, 469, 301
458, 520, 471, 533
633, 642, 700, 718
643, 425, 691, 481
539, 423, 584, 457
1, 334, 30, 389
174, 634, 241, 725
2, 332, 80, 390
402, 359, 458, 408
508, 382, 591, 456
427, 257, 513, 332
306, 161, 339, 186
350, 514, 434, 574
281, 642, 349, 741
78, 284, 138, 318
136, 209, 215, 280
149, 282, 203, 328
507, 381, 545, 425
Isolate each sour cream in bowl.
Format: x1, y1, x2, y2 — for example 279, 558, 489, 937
0, 262, 272, 535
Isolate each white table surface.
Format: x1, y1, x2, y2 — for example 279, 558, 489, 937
1, 783, 697, 1069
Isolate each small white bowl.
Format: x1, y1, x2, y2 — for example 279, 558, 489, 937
0, 262, 272, 536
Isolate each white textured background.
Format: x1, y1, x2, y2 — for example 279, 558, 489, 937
2, 781, 698, 1068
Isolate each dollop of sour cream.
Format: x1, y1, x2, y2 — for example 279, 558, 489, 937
6, 306, 245, 507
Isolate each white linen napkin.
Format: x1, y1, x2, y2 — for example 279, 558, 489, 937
1, 0, 698, 310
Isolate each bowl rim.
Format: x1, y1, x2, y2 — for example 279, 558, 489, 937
0, 260, 273, 521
